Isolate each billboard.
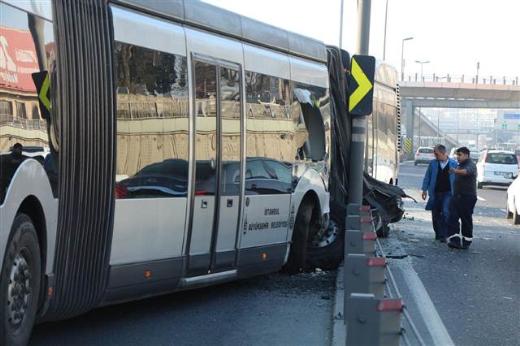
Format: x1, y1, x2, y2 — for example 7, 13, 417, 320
0, 26, 39, 93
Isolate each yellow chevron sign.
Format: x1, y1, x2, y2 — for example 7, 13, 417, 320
348, 55, 375, 116
39, 73, 51, 112
31, 70, 51, 119
404, 138, 413, 153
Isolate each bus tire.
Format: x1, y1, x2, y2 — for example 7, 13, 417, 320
0, 213, 41, 346
305, 220, 344, 271
284, 201, 313, 274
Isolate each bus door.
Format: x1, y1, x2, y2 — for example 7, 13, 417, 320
188, 57, 243, 275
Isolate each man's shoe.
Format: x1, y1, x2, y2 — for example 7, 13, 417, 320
439, 238, 446, 243
448, 241, 462, 249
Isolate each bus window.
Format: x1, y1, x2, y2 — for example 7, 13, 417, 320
114, 43, 189, 198
220, 66, 241, 197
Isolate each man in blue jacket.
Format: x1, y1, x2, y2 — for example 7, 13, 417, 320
421, 144, 457, 242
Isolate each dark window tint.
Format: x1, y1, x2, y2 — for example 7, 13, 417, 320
419, 148, 433, 153
485, 153, 518, 164
114, 43, 189, 199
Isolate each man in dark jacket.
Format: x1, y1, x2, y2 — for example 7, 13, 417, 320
421, 144, 457, 242
447, 147, 478, 249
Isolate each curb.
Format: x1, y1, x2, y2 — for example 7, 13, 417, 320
331, 263, 345, 346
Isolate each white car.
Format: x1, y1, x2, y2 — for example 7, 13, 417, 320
506, 176, 520, 224
414, 147, 435, 165
477, 150, 519, 189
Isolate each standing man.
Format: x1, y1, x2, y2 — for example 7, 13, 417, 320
447, 147, 478, 249
421, 144, 457, 242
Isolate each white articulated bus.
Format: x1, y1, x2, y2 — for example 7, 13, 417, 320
0, 0, 338, 343
365, 63, 400, 186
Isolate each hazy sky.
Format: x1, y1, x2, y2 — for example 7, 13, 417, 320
203, 0, 520, 80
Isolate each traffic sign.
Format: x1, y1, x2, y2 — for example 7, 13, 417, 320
403, 138, 413, 153
32, 70, 51, 120
348, 55, 375, 116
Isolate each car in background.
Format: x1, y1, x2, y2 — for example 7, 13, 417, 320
414, 147, 434, 165
506, 175, 520, 224
477, 150, 519, 189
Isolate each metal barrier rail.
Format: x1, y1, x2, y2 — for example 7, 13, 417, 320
376, 238, 426, 346
403, 74, 519, 86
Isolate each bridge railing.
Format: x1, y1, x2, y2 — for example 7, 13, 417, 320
404, 74, 519, 86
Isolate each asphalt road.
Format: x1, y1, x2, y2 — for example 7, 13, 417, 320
31, 271, 335, 346
382, 161, 520, 346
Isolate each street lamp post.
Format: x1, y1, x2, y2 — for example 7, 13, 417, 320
415, 60, 430, 81
476, 61, 480, 84
400, 37, 414, 81
383, 0, 389, 60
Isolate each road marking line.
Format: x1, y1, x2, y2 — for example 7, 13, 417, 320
477, 196, 486, 201
395, 259, 455, 346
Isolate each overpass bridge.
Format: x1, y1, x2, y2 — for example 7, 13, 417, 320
399, 75, 520, 156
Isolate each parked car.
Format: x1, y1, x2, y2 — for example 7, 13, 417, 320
414, 147, 434, 165
477, 150, 519, 189
506, 175, 520, 224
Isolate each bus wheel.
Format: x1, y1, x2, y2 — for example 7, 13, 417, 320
284, 201, 313, 274
0, 214, 41, 346
306, 219, 344, 271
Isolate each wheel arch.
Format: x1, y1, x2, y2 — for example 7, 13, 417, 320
0, 159, 57, 275
17, 196, 47, 276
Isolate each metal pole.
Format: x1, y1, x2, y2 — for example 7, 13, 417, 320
400, 37, 413, 81
348, 0, 371, 207
400, 39, 404, 81
339, 0, 344, 49
383, 0, 389, 60
345, 0, 372, 331
356, 0, 372, 55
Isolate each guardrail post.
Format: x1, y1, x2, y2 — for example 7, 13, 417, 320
345, 254, 386, 299
346, 293, 403, 346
